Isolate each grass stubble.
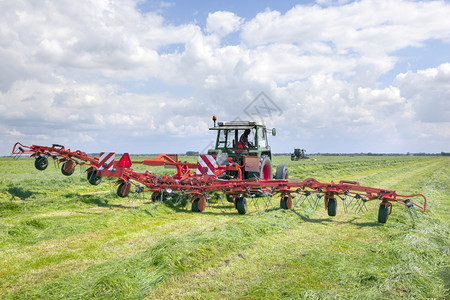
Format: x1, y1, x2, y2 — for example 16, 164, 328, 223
0, 156, 448, 299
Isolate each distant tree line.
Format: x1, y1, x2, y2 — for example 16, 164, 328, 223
186, 151, 200, 156
80, 152, 449, 157
273, 152, 448, 157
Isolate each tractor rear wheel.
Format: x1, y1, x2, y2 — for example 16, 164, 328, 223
327, 198, 337, 216
35, 156, 48, 170
260, 156, 272, 180
275, 164, 288, 179
87, 168, 102, 185
378, 203, 389, 223
247, 155, 272, 180
236, 196, 247, 215
61, 160, 76, 176
117, 181, 131, 197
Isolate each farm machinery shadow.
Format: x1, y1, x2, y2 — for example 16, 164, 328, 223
7, 187, 39, 201
77, 194, 136, 210
288, 209, 383, 227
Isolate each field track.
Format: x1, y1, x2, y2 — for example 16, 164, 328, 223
0, 156, 448, 299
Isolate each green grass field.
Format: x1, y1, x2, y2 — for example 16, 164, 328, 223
0, 156, 448, 299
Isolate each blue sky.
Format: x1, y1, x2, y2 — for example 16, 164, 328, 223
137, 0, 299, 27
1, 0, 449, 156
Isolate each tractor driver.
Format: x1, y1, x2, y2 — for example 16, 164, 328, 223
239, 129, 254, 148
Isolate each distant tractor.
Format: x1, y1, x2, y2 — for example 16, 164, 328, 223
291, 148, 308, 160
207, 118, 288, 181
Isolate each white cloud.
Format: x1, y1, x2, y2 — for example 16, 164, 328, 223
1, 0, 449, 155
241, 0, 450, 53
206, 11, 243, 38
394, 63, 450, 124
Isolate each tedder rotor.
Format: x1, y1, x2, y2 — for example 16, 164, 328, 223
11, 117, 427, 224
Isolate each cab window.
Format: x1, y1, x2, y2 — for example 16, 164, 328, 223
258, 127, 267, 148
217, 130, 228, 148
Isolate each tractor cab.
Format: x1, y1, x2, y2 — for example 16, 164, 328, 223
207, 118, 282, 180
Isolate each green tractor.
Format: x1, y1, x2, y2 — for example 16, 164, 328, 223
207, 118, 288, 180
291, 148, 308, 160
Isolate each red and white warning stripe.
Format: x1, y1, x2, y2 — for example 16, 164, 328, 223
98, 152, 115, 170
196, 154, 217, 175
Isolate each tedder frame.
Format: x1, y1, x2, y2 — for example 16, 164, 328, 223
11, 118, 427, 224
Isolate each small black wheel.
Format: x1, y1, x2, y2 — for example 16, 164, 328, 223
151, 191, 161, 202
236, 197, 247, 215
280, 197, 287, 209
275, 164, 288, 179
192, 199, 200, 212
34, 156, 48, 170
117, 182, 131, 197
226, 194, 234, 203
280, 196, 292, 209
327, 198, 337, 216
191, 196, 205, 212
378, 203, 389, 223
87, 169, 102, 185
61, 161, 75, 176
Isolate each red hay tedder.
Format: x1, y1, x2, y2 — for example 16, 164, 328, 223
11, 117, 427, 223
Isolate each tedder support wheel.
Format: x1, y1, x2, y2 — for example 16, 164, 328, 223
236, 196, 248, 215
226, 194, 234, 203
280, 196, 292, 209
87, 169, 102, 185
378, 203, 389, 223
327, 198, 337, 216
275, 164, 288, 179
61, 160, 76, 176
192, 196, 206, 212
117, 181, 131, 197
34, 156, 48, 170
151, 191, 161, 202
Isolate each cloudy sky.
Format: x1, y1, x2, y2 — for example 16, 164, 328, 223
1, 0, 449, 156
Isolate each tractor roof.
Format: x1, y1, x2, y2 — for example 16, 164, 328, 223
209, 121, 265, 130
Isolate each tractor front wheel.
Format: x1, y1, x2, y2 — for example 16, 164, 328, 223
275, 164, 288, 179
